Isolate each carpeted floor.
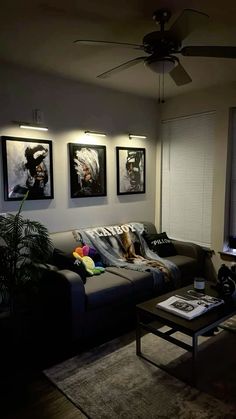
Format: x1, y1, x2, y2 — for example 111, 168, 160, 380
219, 314, 236, 333
44, 328, 236, 419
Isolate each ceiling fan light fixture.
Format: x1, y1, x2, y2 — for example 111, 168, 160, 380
145, 57, 176, 74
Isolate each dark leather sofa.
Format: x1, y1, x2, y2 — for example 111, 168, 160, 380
39, 222, 207, 344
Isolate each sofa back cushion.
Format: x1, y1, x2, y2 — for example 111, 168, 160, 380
142, 222, 158, 235
50, 231, 78, 253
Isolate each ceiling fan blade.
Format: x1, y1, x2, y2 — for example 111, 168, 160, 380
74, 39, 143, 50
97, 57, 146, 79
169, 62, 192, 86
169, 9, 209, 43
181, 45, 236, 58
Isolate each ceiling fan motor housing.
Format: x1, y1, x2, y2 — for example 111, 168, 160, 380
142, 31, 181, 55
152, 9, 171, 25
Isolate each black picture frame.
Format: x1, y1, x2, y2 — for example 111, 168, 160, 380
116, 146, 146, 195
1, 136, 54, 201
69, 143, 107, 198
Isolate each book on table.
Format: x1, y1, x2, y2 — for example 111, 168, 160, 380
156, 290, 224, 320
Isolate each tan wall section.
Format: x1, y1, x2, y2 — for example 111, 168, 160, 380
0, 63, 160, 232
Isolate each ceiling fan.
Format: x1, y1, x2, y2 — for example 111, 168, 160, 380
74, 8, 236, 86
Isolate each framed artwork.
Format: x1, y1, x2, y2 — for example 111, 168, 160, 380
1, 136, 54, 201
116, 147, 146, 195
69, 143, 107, 198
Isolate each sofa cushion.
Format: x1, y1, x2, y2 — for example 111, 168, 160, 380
106, 267, 154, 295
52, 248, 87, 283
85, 272, 134, 310
143, 232, 177, 258
165, 255, 198, 283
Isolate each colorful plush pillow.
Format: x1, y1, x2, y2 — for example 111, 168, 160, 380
52, 248, 87, 283
143, 232, 177, 258
73, 245, 105, 276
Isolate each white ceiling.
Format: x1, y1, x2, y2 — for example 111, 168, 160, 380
1, 0, 236, 99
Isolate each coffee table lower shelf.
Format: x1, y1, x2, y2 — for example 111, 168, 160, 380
136, 319, 200, 385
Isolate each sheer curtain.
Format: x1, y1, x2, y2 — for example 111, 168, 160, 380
161, 111, 215, 247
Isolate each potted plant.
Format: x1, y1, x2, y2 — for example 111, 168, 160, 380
0, 192, 53, 317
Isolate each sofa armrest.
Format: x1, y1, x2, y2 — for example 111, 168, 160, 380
169, 240, 217, 282
56, 269, 86, 310
172, 240, 204, 259
38, 267, 86, 341
56, 269, 86, 341
38, 264, 85, 309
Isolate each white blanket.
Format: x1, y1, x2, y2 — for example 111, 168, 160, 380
74, 222, 180, 290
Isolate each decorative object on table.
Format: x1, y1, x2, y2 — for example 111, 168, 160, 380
68, 143, 106, 198
213, 264, 236, 297
1, 136, 54, 201
116, 147, 145, 195
0, 192, 53, 316
194, 277, 206, 291
156, 292, 224, 320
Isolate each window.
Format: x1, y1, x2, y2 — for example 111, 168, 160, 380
161, 111, 215, 247
227, 108, 236, 253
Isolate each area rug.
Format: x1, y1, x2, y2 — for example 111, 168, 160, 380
219, 314, 236, 333
44, 330, 236, 419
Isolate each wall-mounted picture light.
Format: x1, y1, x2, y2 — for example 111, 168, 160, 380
85, 131, 107, 138
19, 123, 48, 131
15, 109, 48, 132
129, 134, 147, 140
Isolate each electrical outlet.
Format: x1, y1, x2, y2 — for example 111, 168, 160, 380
33, 109, 44, 124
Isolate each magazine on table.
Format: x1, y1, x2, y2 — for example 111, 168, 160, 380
156, 290, 224, 320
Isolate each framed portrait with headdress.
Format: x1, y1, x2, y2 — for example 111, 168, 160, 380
1, 136, 54, 201
69, 143, 107, 198
116, 147, 145, 195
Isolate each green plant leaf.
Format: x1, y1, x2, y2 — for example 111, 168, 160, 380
0, 193, 53, 313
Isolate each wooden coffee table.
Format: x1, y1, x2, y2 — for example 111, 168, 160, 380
136, 284, 236, 384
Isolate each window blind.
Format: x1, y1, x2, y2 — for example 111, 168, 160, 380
161, 112, 215, 247
229, 110, 236, 237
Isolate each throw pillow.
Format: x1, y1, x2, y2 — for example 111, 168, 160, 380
52, 248, 87, 283
143, 232, 177, 258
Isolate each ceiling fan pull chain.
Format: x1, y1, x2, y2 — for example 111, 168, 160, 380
158, 74, 161, 103
162, 63, 165, 103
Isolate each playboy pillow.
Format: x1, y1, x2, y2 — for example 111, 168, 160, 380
143, 232, 177, 258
